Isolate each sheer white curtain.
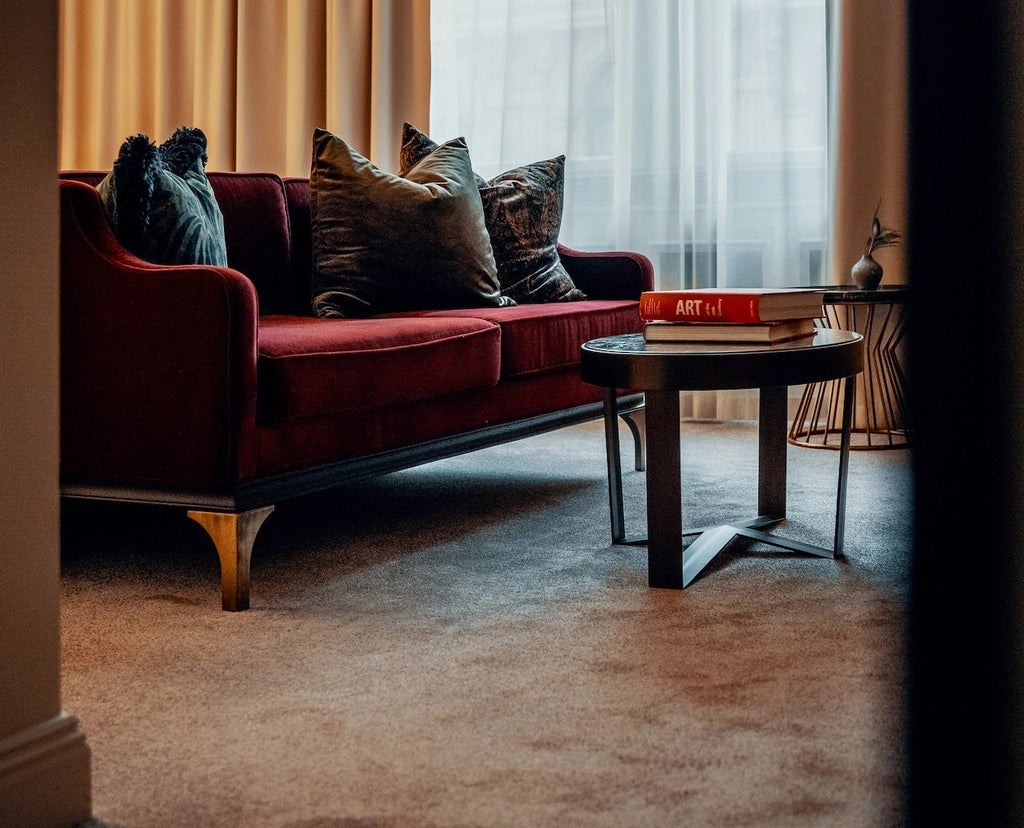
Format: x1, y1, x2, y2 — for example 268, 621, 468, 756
431, 0, 829, 290
431, 0, 829, 419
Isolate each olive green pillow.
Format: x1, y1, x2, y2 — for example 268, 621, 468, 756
399, 122, 586, 304
310, 128, 514, 318
97, 126, 227, 266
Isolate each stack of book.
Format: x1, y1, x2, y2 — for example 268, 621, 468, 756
639, 287, 825, 343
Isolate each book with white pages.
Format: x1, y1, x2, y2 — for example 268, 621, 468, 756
642, 318, 818, 344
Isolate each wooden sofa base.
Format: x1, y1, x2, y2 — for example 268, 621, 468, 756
63, 395, 645, 610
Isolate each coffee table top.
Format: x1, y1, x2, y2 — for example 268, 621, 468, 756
581, 330, 864, 391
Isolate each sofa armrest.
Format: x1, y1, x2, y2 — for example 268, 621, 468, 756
557, 243, 655, 300
59, 179, 260, 492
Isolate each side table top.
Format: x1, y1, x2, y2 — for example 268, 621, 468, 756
581, 330, 864, 392
812, 284, 909, 303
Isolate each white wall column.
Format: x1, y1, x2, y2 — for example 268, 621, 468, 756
0, 2, 92, 825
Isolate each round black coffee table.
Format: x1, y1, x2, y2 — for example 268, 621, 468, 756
580, 330, 864, 588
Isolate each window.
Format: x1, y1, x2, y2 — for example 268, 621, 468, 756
431, 0, 829, 289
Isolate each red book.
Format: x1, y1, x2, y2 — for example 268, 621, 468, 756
639, 288, 825, 323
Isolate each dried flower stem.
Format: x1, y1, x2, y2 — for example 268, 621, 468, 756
865, 201, 901, 256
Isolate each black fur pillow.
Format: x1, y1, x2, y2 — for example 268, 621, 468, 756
399, 123, 586, 303
97, 126, 228, 266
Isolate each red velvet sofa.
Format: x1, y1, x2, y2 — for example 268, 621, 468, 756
58, 171, 652, 610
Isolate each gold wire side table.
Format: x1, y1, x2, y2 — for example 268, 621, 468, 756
789, 285, 910, 450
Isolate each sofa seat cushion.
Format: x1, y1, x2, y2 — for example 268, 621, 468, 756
387, 299, 642, 379
258, 315, 502, 422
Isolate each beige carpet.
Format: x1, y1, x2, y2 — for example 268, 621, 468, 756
62, 419, 912, 827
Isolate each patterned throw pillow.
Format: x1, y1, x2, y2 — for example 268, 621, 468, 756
97, 126, 228, 266
399, 123, 586, 303
310, 128, 515, 318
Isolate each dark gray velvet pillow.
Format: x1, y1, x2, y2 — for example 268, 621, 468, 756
400, 122, 586, 303
97, 126, 227, 266
310, 128, 514, 318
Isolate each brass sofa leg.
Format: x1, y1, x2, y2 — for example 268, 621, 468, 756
187, 506, 274, 611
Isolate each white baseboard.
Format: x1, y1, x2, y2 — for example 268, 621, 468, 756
0, 713, 91, 827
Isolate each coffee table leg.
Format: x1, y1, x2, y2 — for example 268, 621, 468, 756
645, 389, 683, 588
834, 374, 856, 555
603, 388, 626, 543
758, 386, 788, 518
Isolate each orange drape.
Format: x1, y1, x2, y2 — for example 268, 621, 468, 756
58, 0, 431, 176
829, 0, 908, 285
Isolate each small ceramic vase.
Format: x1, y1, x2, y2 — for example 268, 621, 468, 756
851, 253, 883, 290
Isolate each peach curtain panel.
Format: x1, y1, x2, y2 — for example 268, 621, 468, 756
58, 0, 430, 176
828, 0, 908, 285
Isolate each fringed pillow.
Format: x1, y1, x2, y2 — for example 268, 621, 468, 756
97, 126, 228, 266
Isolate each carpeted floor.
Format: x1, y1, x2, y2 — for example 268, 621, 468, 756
61, 419, 913, 828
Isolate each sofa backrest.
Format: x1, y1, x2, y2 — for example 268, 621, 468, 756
59, 170, 313, 316
283, 177, 313, 317
207, 172, 299, 314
